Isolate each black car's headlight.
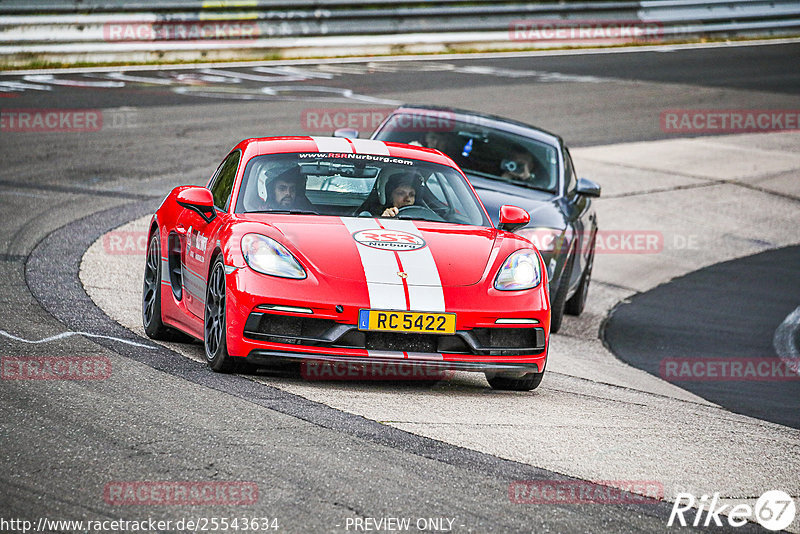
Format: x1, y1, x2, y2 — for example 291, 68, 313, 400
495, 249, 542, 291
241, 233, 306, 279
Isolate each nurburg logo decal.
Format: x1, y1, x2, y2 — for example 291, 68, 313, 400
352, 229, 426, 251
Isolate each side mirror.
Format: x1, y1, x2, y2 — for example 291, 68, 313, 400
333, 128, 359, 139
576, 177, 601, 197
497, 205, 530, 232
176, 187, 217, 224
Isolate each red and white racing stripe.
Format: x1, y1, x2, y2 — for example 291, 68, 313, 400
310, 136, 352, 153
341, 218, 446, 313
311, 136, 391, 155
350, 138, 391, 155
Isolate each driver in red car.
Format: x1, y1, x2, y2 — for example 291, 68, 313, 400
265, 166, 315, 211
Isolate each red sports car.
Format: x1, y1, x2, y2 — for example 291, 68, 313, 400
142, 137, 550, 390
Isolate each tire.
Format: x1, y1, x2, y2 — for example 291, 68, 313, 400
565, 236, 595, 316
204, 256, 237, 372
143, 232, 187, 341
485, 370, 544, 391
549, 252, 575, 334
486, 344, 548, 391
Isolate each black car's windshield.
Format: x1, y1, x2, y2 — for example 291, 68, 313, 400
374, 113, 559, 194
234, 152, 491, 227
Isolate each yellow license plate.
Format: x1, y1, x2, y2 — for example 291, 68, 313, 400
358, 309, 456, 334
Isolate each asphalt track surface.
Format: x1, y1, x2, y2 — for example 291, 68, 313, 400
604, 246, 800, 430
1, 41, 799, 533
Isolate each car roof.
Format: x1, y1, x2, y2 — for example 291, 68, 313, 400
389, 105, 563, 147
230, 136, 460, 168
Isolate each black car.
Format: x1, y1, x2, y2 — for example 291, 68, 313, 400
336, 105, 600, 333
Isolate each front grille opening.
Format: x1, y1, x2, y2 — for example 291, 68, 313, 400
471, 328, 542, 349
245, 313, 337, 343
259, 315, 334, 338
365, 332, 438, 353
244, 311, 543, 356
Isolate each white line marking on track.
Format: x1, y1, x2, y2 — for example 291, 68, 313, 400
0, 328, 155, 349
774, 305, 800, 376
22, 74, 125, 88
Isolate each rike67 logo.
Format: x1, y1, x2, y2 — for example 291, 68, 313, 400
668, 490, 796, 531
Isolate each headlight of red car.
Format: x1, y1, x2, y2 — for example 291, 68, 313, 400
241, 233, 306, 279
494, 249, 542, 291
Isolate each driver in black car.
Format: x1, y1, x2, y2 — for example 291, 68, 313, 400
378, 171, 422, 217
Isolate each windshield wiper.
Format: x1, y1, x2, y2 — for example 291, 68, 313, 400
248, 209, 320, 215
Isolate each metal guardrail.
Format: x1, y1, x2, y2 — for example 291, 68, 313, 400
1, 0, 799, 67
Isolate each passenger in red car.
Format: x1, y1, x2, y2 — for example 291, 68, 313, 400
379, 172, 422, 217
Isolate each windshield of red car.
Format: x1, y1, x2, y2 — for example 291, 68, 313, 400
234, 152, 491, 226
374, 113, 559, 193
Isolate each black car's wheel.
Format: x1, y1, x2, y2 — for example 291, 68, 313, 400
566, 236, 595, 316
143, 232, 177, 340
204, 257, 237, 372
549, 251, 575, 334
